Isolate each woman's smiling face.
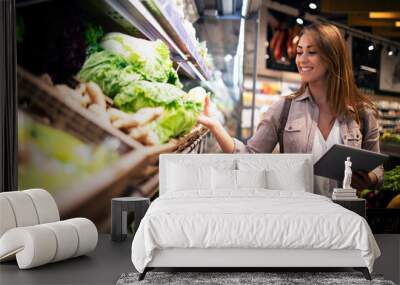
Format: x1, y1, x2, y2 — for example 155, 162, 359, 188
295, 32, 328, 84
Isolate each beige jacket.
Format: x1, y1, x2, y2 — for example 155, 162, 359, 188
234, 88, 384, 190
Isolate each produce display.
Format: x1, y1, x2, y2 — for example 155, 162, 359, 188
17, 0, 209, 147
100, 33, 181, 87
77, 31, 207, 145
381, 131, 400, 144
359, 166, 400, 208
18, 113, 119, 193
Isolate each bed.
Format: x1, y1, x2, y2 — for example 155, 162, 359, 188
131, 154, 380, 280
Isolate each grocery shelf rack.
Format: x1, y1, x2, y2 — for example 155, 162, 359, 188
95, 0, 210, 81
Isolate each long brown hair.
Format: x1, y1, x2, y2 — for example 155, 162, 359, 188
293, 22, 377, 122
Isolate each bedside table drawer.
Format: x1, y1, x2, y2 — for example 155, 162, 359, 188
333, 199, 366, 218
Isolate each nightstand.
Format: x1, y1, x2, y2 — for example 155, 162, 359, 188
332, 198, 366, 218
111, 197, 150, 242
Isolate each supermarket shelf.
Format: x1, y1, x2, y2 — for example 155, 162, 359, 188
142, 0, 211, 80
380, 141, 400, 158
381, 115, 400, 120
98, 0, 209, 81
16, 0, 53, 8
378, 107, 400, 112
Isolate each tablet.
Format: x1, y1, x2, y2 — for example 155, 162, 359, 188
313, 144, 388, 181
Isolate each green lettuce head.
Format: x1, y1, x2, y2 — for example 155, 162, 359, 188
100, 33, 182, 87
79, 51, 141, 98
154, 106, 199, 143
113, 81, 186, 113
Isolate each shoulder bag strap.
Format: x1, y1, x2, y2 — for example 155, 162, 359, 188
278, 98, 292, 153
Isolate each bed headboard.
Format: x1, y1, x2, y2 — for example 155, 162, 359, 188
159, 154, 314, 196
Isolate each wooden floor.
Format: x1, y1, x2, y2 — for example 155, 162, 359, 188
0, 234, 134, 285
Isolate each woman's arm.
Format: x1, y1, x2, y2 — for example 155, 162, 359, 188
197, 98, 285, 154
197, 115, 235, 153
360, 108, 384, 189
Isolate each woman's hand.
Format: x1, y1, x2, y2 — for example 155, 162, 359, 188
197, 114, 217, 130
196, 95, 217, 130
351, 170, 378, 190
196, 95, 235, 153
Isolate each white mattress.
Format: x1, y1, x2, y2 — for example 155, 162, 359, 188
131, 190, 380, 273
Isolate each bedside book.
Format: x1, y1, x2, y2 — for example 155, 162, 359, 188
333, 188, 356, 194
332, 195, 360, 200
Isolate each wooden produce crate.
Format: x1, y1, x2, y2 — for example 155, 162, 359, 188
17, 67, 143, 154
54, 143, 174, 224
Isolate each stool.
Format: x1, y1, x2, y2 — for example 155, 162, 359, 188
111, 197, 150, 242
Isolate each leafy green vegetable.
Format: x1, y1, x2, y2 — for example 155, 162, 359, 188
100, 33, 181, 87
113, 81, 186, 113
79, 51, 141, 98
381, 131, 400, 144
85, 23, 104, 57
382, 166, 400, 192
154, 105, 199, 143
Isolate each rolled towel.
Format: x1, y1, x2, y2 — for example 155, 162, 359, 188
0, 218, 98, 269
0, 189, 59, 239
24, 189, 60, 224
65, 218, 98, 257
0, 225, 57, 268
42, 221, 79, 263
0, 196, 17, 237
0, 192, 39, 228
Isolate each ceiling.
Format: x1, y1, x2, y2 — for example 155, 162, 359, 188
262, 0, 400, 43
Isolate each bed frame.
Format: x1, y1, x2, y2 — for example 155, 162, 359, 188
139, 248, 371, 280
138, 154, 372, 281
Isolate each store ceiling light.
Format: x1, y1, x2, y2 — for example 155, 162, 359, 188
224, 54, 233, 62
387, 47, 394, 56
395, 21, 400, 27
296, 17, 304, 25
309, 2, 317, 10
368, 44, 374, 51
360, 65, 377, 73
369, 12, 400, 19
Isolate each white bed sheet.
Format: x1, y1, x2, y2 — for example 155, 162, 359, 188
131, 190, 380, 273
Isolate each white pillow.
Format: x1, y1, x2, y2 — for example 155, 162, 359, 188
237, 159, 308, 191
236, 169, 268, 189
266, 163, 307, 191
167, 162, 212, 191
212, 168, 237, 190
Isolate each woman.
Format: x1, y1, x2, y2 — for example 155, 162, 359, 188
198, 22, 383, 197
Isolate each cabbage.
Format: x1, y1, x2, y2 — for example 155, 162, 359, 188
113, 83, 205, 142
100, 33, 181, 87
79, 51, 141, 98
113, 81, 186, 113
154, 106, 199, 143
185, 86, 208, 113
